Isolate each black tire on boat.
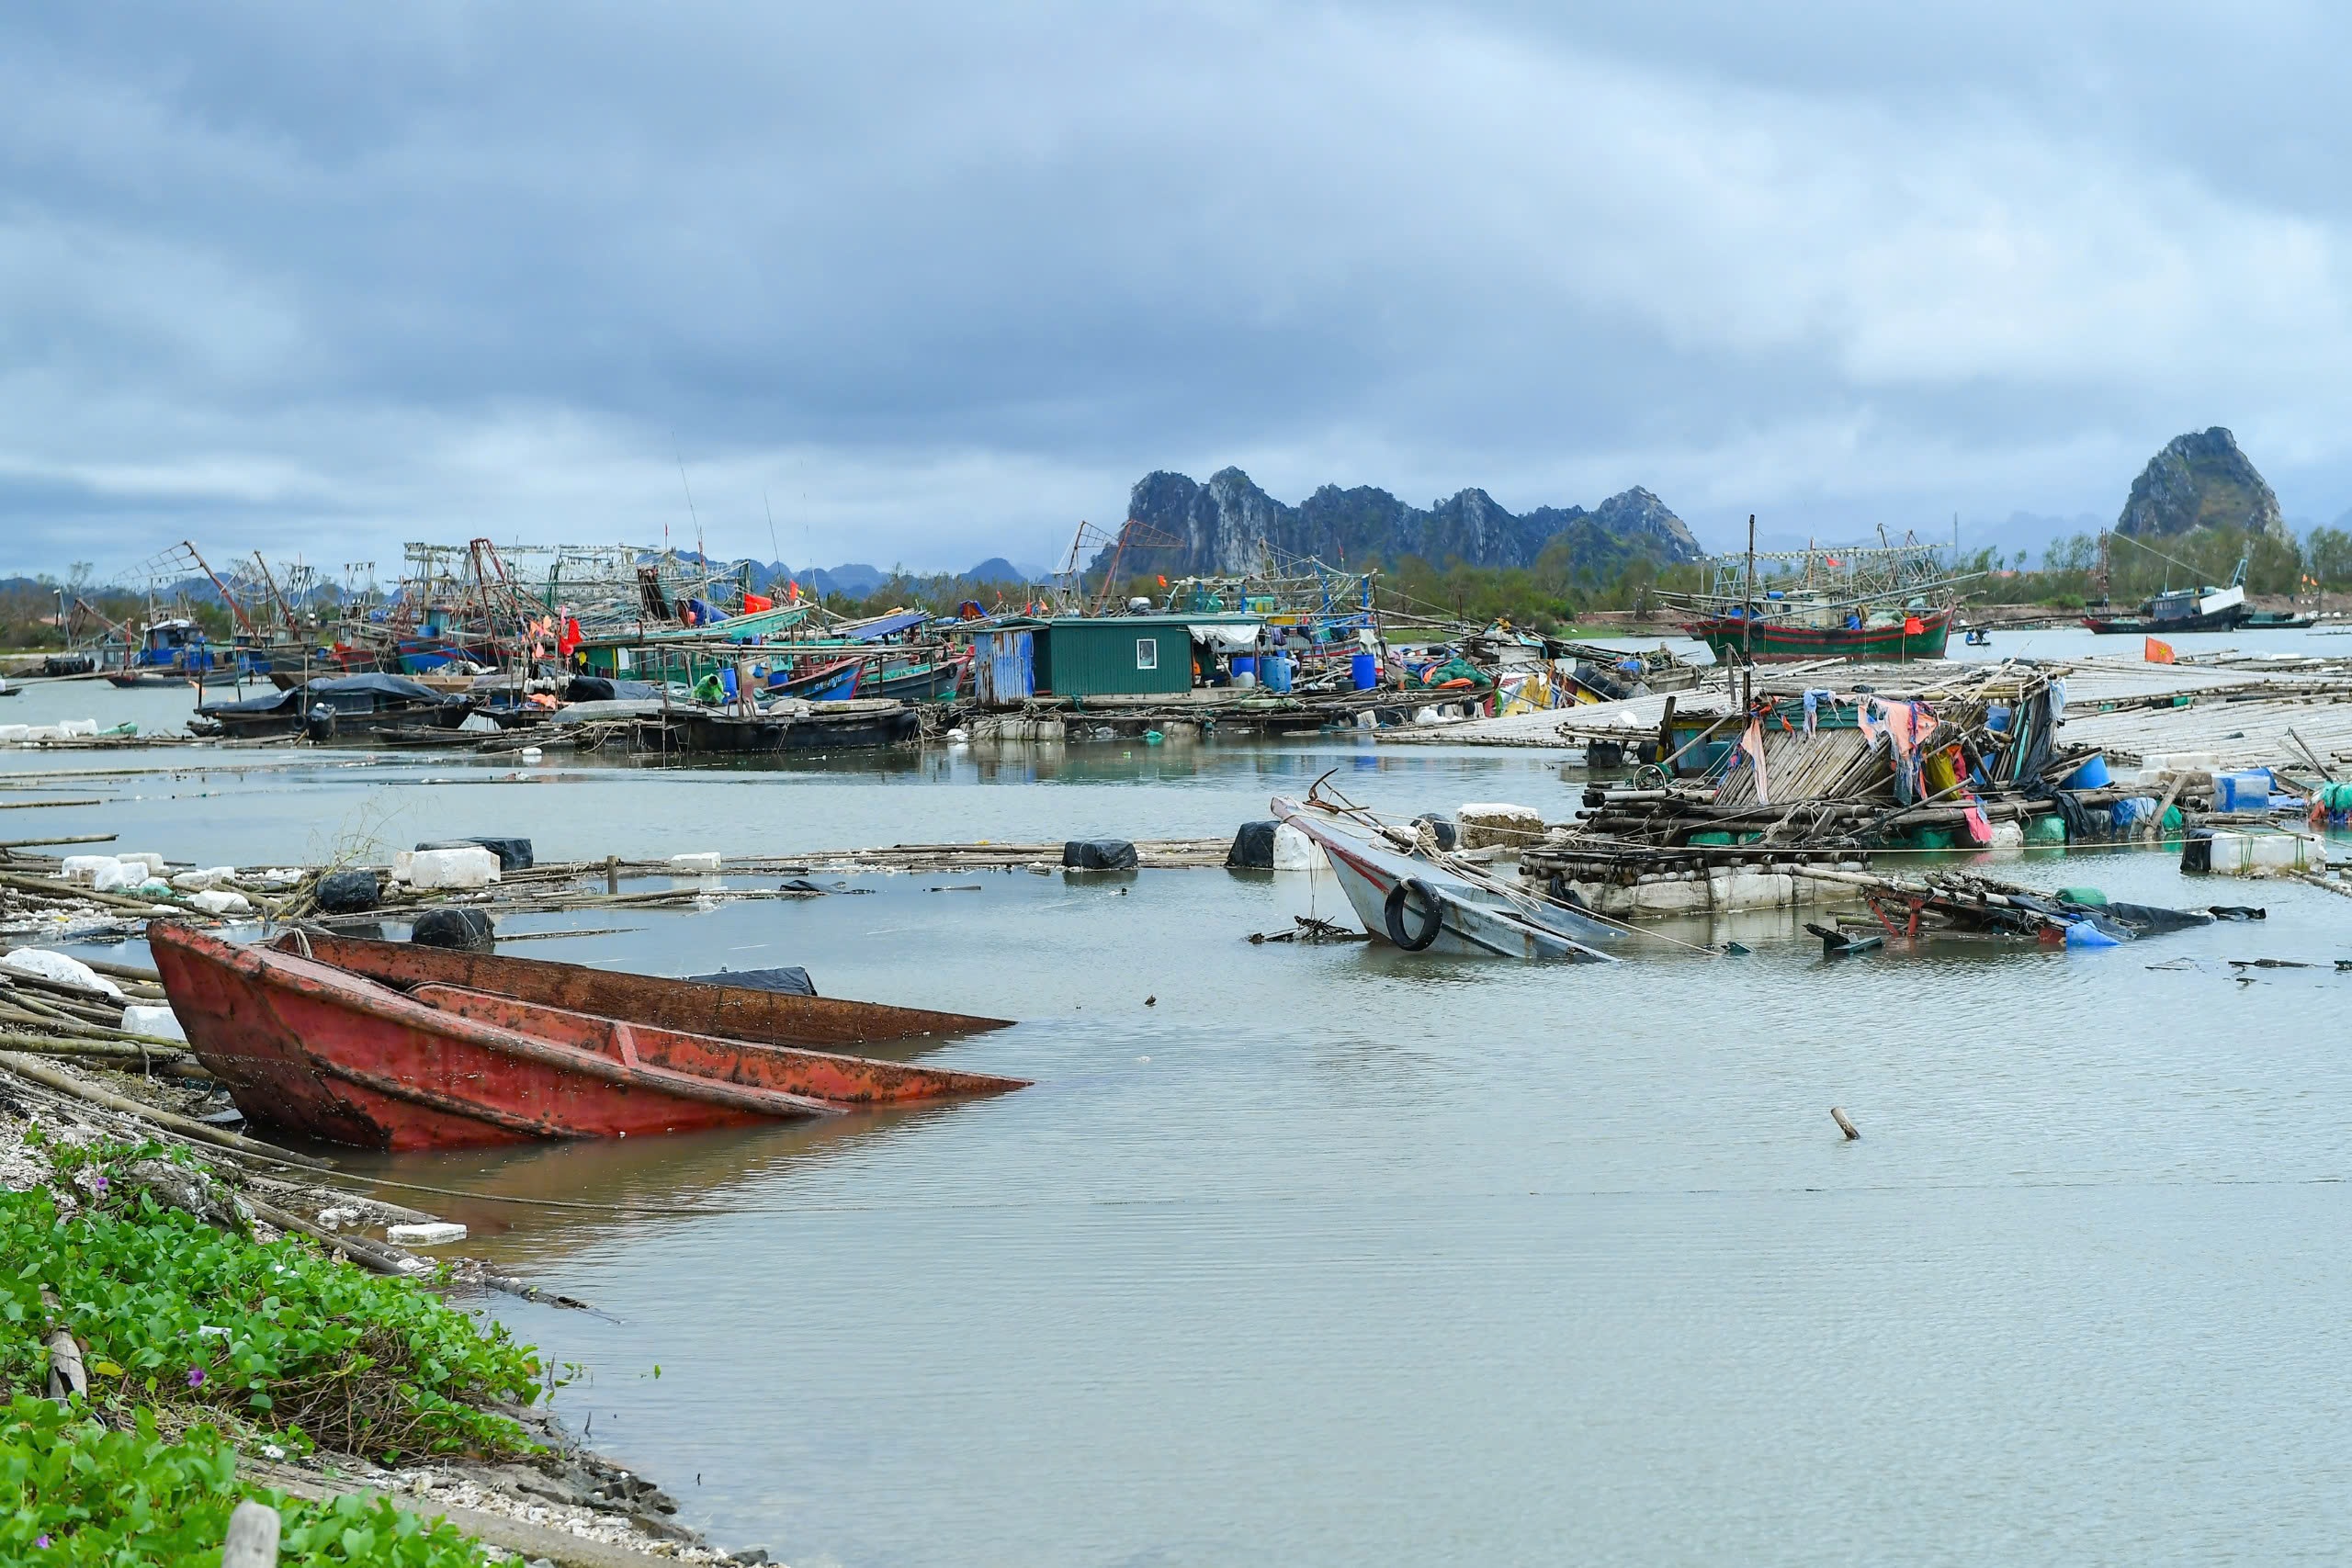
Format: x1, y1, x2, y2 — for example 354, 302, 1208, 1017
1384, 877, 1444, 952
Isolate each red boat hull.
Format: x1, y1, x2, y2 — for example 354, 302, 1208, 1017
151, 924, 1026, 1151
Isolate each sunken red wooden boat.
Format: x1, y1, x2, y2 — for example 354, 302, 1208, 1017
150, 923, 1025, 1151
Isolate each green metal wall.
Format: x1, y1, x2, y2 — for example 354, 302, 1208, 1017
1042, 623, 1193, 697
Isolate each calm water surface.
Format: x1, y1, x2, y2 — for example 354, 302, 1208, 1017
9, 649, 2352, 1564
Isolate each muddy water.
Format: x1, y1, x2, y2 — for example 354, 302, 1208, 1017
12, 664, 2352, 1564
364, 840, 2352, 1568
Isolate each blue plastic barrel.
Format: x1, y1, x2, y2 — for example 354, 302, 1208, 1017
1351, 651, 1378, 689
1262, 653, 1293, 693
1231, 655, 1258, 680
2063, 753, 2110, 789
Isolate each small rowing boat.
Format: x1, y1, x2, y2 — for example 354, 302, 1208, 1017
151, 923, 1025, 1150
1271, 796, 1619, 963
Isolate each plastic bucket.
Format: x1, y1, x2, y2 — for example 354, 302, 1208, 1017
1351, 652, 1379, 690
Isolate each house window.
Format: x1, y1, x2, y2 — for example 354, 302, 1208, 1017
1136, 637, 1159, 671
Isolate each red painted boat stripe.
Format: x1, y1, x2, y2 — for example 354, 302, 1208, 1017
612, 1021, 641, 1071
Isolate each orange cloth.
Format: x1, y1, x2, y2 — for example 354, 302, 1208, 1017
2144, 637, 2175, 664
1903, 615, 1924, 635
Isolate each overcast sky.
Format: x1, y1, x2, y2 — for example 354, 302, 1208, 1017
7, 1, 2352, 580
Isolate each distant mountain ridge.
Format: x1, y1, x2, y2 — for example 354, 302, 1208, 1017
745, 558, 1035, 598
1108, 468, 1704, 579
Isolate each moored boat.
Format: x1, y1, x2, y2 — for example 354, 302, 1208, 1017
1684, 608, 1951, 662
666, 699, 921, 752
191, 672, 469, 740
1670, 537, 1967, 663
2081, 558, 2251, 634
151, 923, 1025, 1150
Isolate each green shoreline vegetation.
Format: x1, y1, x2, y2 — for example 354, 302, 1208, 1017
7, 1136, 545, 1565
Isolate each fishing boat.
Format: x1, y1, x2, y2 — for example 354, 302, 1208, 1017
2237, 608, 2318, 630
1682, 608, 1953, 661
1271, 795, 1619, 962
1670, 539, 1968, 663
105, 617, 250, 687
190, 672, 470, 740
665, 698, 921, 752
2081, 581, 2248, 635
150, 923, 1025, 1150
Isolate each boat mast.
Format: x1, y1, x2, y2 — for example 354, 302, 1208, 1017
1742, 513, 1755, 706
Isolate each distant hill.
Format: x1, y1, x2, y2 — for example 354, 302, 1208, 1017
2118, 427, 2289, 542
956, 558, 1031, 585
1110, 468, 1704, 579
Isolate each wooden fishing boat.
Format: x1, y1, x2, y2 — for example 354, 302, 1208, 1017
150, 923, 1024, 1151
1685, 607, 1951, 662
1671, 539, 1966, 663
1271, 797, 1619, 963
665, 699, 920, 752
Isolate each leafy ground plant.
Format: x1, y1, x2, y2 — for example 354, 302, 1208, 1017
0, 1396, 490, 1566
0, 1187, 541, 1459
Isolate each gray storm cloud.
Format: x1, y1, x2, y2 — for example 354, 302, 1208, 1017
5, 1, 2350, 576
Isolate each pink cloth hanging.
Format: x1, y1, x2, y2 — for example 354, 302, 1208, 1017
1741, 717, 1770, 805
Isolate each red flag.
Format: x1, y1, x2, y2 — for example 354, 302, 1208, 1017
2144, 637, 2175, 664
742, 592, 774, 613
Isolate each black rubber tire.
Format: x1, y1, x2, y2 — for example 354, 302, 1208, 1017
1384, 877, 1444, 951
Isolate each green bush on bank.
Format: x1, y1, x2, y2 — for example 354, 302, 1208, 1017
0, 1187, 541, 1459
0, 1396, 490, 1566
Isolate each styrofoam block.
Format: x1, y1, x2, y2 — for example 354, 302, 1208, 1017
58, 718, 98, 738
59, 855, 114, 883
2200, 829, 2315, 876
189, 888, 254, 916
387, 1221, 468, 1245
669, 852, 722, 873
1456, 803, 1544, 850
91, 860, 141, 892
0, 948, 122, 998
406, 846, 501, 889
1271, 823, 1326, 872
118, 853, 166, 875
171, 867, 237, 892
121, 1003, 187, 1042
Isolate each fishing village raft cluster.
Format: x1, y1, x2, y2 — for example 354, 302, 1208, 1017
6, 528, 1719, 752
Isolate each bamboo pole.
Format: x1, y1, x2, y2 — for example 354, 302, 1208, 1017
0, 1052, 328, 1168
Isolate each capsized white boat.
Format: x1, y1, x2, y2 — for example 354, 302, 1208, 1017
1271, 795, 1620, 963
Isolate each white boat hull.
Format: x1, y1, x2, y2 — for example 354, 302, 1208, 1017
1272, 797, 1617, 964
